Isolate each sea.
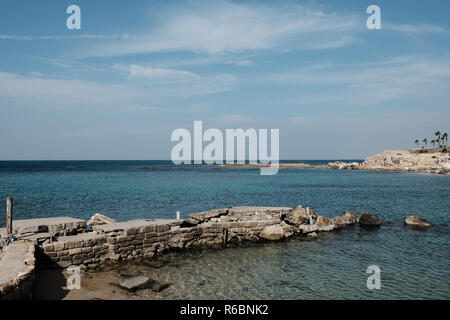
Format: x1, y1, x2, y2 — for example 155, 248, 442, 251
1, 160, 449, 299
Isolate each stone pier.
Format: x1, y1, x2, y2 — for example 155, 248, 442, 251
0, 205, 357, 299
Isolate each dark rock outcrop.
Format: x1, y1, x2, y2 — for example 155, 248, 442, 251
357, 211, 380, 227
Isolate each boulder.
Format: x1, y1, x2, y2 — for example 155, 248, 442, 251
306, 232, 318, 239
299, 224, 319, 234
405, 216, 431, 228
87, 213, 116, 227
259, 225, 285, 241
332, 211, 357, 227
285, 205, 317, 225
357, 211, 380, 227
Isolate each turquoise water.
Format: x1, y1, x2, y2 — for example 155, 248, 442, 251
1, 161, 449, 299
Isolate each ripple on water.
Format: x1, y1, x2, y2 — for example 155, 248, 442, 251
108, 225, 449, 300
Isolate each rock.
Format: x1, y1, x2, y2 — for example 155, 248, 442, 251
281, 225, 293, 238
118, 274, 151, 291
332, 211, 357, 227
306, 232, 318, 239
357, 211, 380, 227
118, 274, 170, 292
259, 225, 285, 241
151, 281, 170, 292
405, 216, 431, 228
87, 213, 116, 228
316, 216, 333, 226
299, 224, 319, 234
285, 205, 318, 225
285, 205, 309, 225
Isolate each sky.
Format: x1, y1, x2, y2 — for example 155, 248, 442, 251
0, 0, 449, 160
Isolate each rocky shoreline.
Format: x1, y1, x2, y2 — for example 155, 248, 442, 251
327, 150, 450, 175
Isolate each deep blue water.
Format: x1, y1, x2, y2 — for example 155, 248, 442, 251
1, 160, 449, 299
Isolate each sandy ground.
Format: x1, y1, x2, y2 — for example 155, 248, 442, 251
33, 268, 138, 300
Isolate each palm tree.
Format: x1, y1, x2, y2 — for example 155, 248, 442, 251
415, 139, 419, 148
423, 138, 428, 147
431, 139, 436, 148
443, 133, 448, 146
435, 131, 441, 147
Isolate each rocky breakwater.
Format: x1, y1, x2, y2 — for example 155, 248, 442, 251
38, 205, 357, 270
327, 150, 450, 175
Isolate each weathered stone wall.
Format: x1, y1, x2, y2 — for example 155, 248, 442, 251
0, 241, 36, 300
38, 206, 355, 270
40, 207, 290, 269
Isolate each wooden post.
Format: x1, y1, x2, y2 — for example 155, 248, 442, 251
6, 197, 13, 235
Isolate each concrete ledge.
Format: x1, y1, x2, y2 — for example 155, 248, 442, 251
0, 241, 36, 300
0, 217, 86, 237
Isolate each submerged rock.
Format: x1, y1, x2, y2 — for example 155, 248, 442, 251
118, 274, 169, 292
259, 225, 285, 241
405, 216, 431, 228
87, 213, 116, 228
118, 274, 151, 291
357, 211, 380, 227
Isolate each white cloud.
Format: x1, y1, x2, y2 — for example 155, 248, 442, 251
82, 1, 359, 57
0, 66, 236, 110
116, 63, 236, 95
127, 64, 200, 81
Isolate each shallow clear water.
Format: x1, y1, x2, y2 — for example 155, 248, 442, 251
1, 161, 449, 299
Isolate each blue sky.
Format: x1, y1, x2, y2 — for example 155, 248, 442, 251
0, 0, 449, 160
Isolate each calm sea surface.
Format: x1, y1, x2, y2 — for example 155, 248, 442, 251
1, 160, 449, 299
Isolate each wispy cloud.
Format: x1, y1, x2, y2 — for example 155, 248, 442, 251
266, 55, 450, 105
81, 1, 360, 57
0, 65, 236, 109
233, 60, 254, 67
126, 64, 200, 81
